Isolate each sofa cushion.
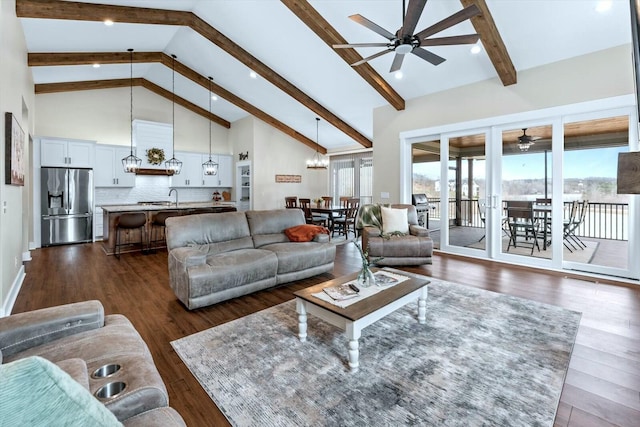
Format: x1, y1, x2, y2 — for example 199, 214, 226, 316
284, 224, 329, 242
0, 356, 123, 427
261, 242, 336, 274
381, 206, 409, 234
246, 209, 306, 247
187, 249, 278, 298
56, 358, 90, 390
165, 212, 252, 251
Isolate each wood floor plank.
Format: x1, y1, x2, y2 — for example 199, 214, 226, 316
12, 242, 640, 426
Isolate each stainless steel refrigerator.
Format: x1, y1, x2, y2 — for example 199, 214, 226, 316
41, 167, 93, 246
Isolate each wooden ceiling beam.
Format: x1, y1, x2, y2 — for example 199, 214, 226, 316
27, 52, 322, 152
460, 0, 516, 86
17, 0, 370, 148
281, 0, 405, 112
35, 78, 231, 129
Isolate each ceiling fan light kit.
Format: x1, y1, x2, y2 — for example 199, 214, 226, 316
334, 0, 481, 73
517, 128, 541, 152
307, 117, 329, 170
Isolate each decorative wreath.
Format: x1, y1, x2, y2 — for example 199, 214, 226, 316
146, 147, 165, 165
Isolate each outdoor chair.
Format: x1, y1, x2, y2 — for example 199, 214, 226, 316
506, 201, 541, 255
478, 199, 509, 242
563, 200, 588, 252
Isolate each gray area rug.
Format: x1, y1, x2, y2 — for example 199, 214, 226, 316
172, 279, 581, 427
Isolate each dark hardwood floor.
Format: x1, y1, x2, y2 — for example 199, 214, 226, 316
13, 242, 640, 427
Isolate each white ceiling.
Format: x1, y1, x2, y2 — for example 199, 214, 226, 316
20, 0, 632, 151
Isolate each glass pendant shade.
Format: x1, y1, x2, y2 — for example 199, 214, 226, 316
307, 117, 328, 169
122, 48, 142, 173
202, 157, 219, 175
202, 76, 218, 176
165, 53, 182, 175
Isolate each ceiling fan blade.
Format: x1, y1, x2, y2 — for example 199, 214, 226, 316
401, 0, 428, 38
420, 34, 480, 47
390, 53, 405, 73
411, 47, 446, 66
351, 49, 393, 67
333, 43, 391, 49
415, 4, 481, 40
349, 14, 396, 40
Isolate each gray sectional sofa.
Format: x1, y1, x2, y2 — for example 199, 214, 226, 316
165, 208, 336, 310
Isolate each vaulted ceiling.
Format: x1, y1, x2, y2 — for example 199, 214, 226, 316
17, 0, 632, 153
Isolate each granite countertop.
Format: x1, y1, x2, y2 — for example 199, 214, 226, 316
100, 201, 236, 213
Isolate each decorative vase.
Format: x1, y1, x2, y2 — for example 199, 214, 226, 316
316, 202, 322, 208
357, 265, 376, 288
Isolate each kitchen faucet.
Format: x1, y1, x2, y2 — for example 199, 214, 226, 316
169, 188, 179, 207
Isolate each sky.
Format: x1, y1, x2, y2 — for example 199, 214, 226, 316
414, 146, 627, 181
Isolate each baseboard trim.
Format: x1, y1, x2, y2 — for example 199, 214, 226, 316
1, 265, 25, 317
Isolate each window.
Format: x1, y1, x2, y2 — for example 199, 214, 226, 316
330, 152, 373, 203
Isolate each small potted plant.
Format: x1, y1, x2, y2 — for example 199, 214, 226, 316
313, 197, 324, 208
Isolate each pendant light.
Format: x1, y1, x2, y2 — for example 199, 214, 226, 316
165, 54, 182, 175
202, 76, 219, 176
121, 48, 142, 173
306, 117, 329, 169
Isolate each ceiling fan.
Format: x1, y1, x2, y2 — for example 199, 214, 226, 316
333, 0, 482, 73
517, 128, 542, 152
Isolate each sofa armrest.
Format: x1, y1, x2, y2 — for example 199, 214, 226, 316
409, 224, 430, 237
168, 247, 207, 269
361, 226, 381, 252
0, 300, 104, 359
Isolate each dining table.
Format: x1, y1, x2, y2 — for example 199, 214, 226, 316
311, 205, 348, 234
533, 203, 552, 250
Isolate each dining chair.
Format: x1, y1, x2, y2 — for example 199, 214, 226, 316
506, 201, 540, 255
299, 198, 326, 226
333, 198, 359, 238
285, 196, 298, 208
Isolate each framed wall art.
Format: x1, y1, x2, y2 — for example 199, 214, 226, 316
5, 112, 25, 186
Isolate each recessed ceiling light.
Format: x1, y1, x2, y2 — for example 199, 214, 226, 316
93, 63, 100, 68
249, 71, 257, 79
470, 44, 482, 54
595, 0, 612, 13
394, 71, 403, 80
104, 19, 114, 26
211, 95, 218, 101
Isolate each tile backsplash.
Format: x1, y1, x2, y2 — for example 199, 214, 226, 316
95, 175, 229, 206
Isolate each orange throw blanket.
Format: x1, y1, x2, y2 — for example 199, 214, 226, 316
284, 224, 330, 242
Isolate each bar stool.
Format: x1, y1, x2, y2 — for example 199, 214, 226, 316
114, 212, 147, 259
149, 210, 180, 251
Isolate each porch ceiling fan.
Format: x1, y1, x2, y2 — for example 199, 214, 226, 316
333, 0, 482, 73
517, 128, 542, 152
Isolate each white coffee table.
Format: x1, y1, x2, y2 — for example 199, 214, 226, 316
294, 269, 429, 373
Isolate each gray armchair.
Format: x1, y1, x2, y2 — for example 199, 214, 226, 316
357, 204, 433, 266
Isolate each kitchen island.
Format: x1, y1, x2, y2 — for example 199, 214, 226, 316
100, 202, 236, 255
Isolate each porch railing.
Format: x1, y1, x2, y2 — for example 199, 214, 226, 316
425, 198, 628, 241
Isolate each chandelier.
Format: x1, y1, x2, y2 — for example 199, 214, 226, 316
202, 76, 219, 176
121, 48, 142, 173
306, 117, 329, 169
165, 54, 182, 175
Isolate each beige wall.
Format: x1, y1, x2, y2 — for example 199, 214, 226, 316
251, 118, 328, 210
35, 88, 231, 154
373, 45, 635, 204
1, 0, 35, 315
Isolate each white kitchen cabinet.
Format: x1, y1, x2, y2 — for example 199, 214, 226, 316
202, 154, 233, 187
94, 145, 136, 187
40, 138, 95, 168
169, 152, 202, 187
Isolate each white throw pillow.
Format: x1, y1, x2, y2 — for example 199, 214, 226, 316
381, 206, 409, 234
